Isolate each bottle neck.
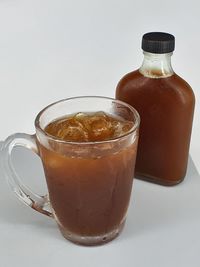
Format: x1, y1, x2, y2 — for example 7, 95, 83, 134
139, 51, 174, 78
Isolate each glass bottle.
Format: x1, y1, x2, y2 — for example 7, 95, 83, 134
116, 32, 195, 186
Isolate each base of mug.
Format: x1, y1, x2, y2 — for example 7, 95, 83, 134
58, 220, 125, 246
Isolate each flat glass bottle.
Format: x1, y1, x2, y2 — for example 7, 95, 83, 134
116, 32, 195, 186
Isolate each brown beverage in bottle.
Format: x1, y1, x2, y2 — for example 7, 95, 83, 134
38, 112, 138, 241
116, 32, 195, 185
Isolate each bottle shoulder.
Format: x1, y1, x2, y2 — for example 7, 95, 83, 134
117, 69, 141, 85
116, 70, 195, 105
116, 69, 143, 94
166, 73, 195, 103
172, 73, 192, 89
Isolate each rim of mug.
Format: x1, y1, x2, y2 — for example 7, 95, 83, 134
35, 96, 140, 145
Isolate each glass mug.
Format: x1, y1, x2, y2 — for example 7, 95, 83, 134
1, 96, 140, 246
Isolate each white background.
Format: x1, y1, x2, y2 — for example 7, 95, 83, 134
0, 1, 199, 266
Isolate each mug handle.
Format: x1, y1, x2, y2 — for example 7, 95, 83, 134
1, 133, 53, 217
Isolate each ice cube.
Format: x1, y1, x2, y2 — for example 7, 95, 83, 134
89, 116, 114, 141
57, 126, 89, 142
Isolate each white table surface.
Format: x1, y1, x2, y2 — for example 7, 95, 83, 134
0, 1, 200, 266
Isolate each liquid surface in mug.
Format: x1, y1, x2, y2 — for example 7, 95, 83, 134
45, 111, 134, 142
38, 112, 138, 241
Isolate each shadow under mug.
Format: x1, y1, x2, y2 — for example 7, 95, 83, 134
1, 96, 140, 246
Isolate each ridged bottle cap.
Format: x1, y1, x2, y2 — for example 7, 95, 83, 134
142, 32, 175, 54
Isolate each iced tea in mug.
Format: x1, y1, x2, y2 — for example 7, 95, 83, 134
2, 97, 140, 245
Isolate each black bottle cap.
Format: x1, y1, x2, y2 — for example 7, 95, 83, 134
142, 32, 175, 54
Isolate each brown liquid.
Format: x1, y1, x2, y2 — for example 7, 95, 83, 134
116, 70, 195, 185
39, 112, 137, 239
